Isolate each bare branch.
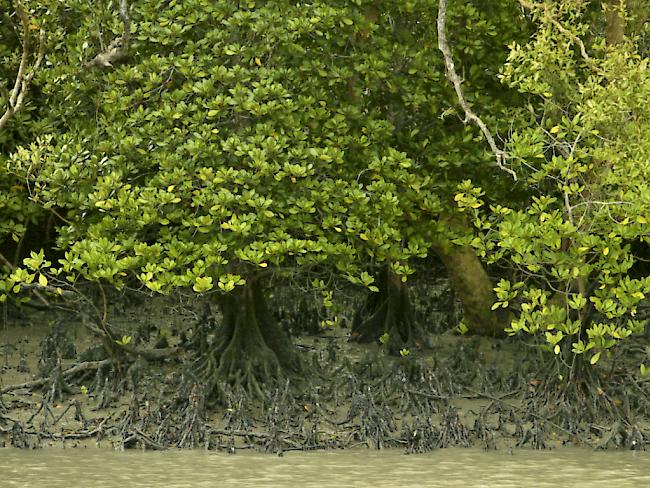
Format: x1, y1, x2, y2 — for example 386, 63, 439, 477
0, 0, 131, 132
436, 0, 516, 180
0, 0, 46, 131
85, 0, 131, 68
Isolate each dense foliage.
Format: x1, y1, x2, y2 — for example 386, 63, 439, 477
456, 0, 650, 375
1, 0, 649, 390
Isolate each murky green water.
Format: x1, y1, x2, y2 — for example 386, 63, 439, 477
0, 448, 648, 487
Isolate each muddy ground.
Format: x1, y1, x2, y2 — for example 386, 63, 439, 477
1, 291, 649, 454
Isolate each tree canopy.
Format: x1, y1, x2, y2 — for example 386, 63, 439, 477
1, 0, 649, 390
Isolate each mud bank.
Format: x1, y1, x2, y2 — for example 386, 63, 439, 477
1, 297, 649, 454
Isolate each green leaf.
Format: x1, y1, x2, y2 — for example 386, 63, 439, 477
115, 335, 132, 346
457, 321, 469, 335
640, 364, 650, 378
193, 276, 213, 293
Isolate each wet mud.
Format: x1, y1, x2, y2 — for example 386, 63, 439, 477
1, 292, 649, 454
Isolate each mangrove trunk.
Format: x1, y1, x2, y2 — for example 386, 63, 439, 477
351, 267, 426, 354
433, 242, 504, 337
197, 278, 300, 399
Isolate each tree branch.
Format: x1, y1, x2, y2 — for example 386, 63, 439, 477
518, 0, 600, 70
0, 0, 45, 131
1, 0, 131, 131
85, 0, 131, 68
436, 0, 516, 180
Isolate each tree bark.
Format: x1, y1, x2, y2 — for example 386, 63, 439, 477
351, 267, 426, 353
432, 241, 503, 336
605, 0, 625, 46
0, 0, 45, 131
198, 278, 300, 398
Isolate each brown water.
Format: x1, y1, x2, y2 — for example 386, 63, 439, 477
0, 448, 648, 487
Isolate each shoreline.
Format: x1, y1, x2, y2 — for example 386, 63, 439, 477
2, 303, 649, 453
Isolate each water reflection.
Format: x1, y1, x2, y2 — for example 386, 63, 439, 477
0, 448, 648, 487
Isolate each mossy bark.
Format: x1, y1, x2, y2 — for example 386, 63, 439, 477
433, 242, 504, 337
605, 0, 625, 46
204, 279, 300, 398
351, 268, 425, 354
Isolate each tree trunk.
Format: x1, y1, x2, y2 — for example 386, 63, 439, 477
203, 278, 300, 398
605, 0, 625, 46
432, 241, 504, 337
351, 267, 426, 354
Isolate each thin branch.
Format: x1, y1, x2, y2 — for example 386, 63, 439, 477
518, 0, 600, 72
1, 0, 130, 130
436, 0, 516, 180
569, 200, 632, 210
9, 1, 30, 109
0, 0, 46, 131
85, 0, 131, 68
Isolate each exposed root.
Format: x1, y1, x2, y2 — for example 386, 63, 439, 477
515, 418, 548, 450
9, 421, 35, 449
530, 357, 627, 430
43, 360, 73, 404
215, 338, 282, 401
262, 379, 293, 454
473, 407, 498, 451
0, 359, 113, 395
594, 421, 645, 450
438, 406, 471, 448
345, 385, 398, 449
190, 280, 301, 400
39, 320, 76, 376
402, 417, 439, 454
3, 295, 648, 453
176, 383, 207, 448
